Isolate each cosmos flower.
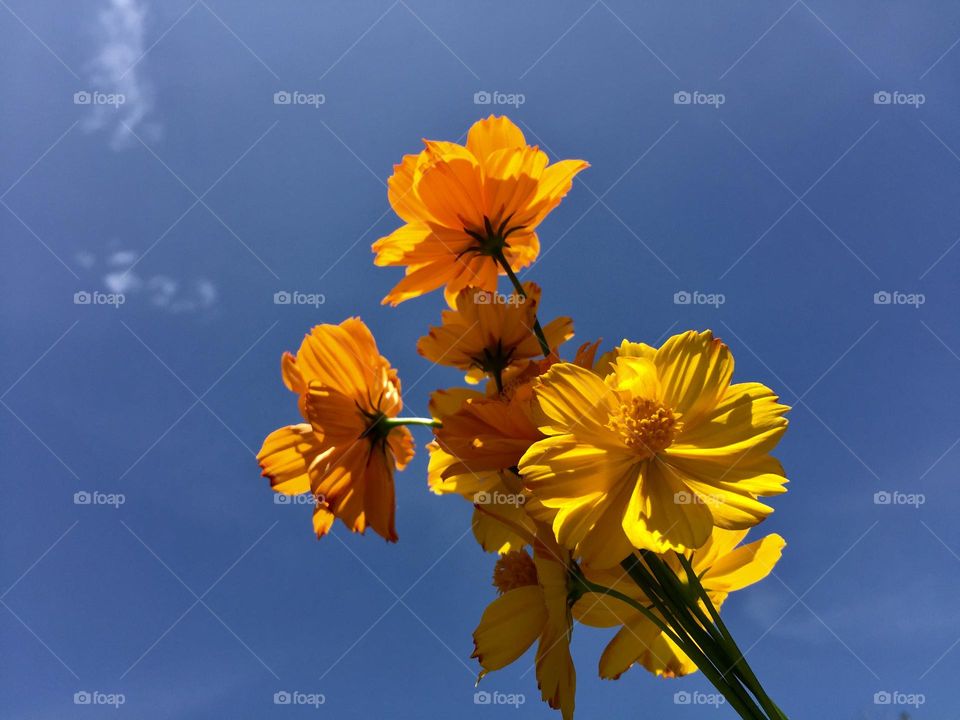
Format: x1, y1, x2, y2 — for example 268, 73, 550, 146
373, 115, 588, 306
257, 318, 414, 541
520, 331, 789, 568
426, 387, 539, 553
417, 282, 573, 385
473, 537, 577, 719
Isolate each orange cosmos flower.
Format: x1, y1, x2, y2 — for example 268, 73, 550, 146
372, 115, 588, 306
426, 387, 540, 553
417, 282, 573, 385
257, 318, 414, 541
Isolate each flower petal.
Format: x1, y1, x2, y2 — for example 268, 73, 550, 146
387, 153, 432, 224
530, 363, 619, 441
466, 115, 526, 160
599, 617, 697, 679
416, 141, 485, 230
702, 533, 785, 593
667, 382, 789, 463
257, 423, 322, 495
654, 330, 733, 426
622, 460, 714, 553
472, 585, 546, 672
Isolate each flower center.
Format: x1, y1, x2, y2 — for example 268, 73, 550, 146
607, 397, 677, 457
462, 214, 527, 257
492, 550, 538, 594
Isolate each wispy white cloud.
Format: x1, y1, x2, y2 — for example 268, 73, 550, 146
77, 248, 217, 315
82, 0, 160, 150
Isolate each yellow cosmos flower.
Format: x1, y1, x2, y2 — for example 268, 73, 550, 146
519, 330, 790, 568
576, 530, 785, 679
472, 539, 576, 720
372, 115, 588, 306
417, 282, 573, 385
257, 318, 414, 541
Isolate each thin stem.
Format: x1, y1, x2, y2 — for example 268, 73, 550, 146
491, 250, 551, 357
617, 557, 766, 719
676, 554, 788, 720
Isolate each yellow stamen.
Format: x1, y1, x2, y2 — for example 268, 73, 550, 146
608, 397, 677, 458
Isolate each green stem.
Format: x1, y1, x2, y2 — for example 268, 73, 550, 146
616, 557, 766, 719
676, 554, 789, 720
491, 250, 551, 357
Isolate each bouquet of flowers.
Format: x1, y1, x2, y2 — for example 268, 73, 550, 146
257, 115, 791, 719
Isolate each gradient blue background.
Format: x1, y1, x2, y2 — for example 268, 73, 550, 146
2, 1, 959, 717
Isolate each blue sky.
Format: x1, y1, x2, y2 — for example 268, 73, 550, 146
2, 1, 960, 717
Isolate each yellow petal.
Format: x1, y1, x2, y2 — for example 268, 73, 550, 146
702, 533, 785, 593
600, 617, 697, 679
608, 355, 660, 398
472, 504, 534, 554
536, 615, 576, 720
530, 363, 619, 441
472, 585, 546, 672
654, 330, 733, 427
573, 480, 637, 569
622, 460, 713, 553
667, 382, 789, 463
521, 435, 635, 506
